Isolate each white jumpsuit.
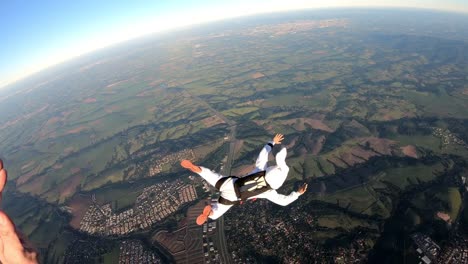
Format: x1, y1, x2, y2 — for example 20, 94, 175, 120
197, 142, 301, 220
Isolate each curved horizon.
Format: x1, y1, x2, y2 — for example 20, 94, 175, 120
2, 2, 468, 90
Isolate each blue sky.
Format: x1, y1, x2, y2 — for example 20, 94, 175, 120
1, 0, 468, 89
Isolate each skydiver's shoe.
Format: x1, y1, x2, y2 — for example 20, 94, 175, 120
275, 148, 287, 169
196, 205, 212, 225
181, 160, 202, 173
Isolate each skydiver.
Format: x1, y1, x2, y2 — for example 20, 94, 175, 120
181, 134, 308, 225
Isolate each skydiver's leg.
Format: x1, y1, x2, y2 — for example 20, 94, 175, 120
208, 202, 233, 220
181, 160, 226, 187
197, 185, 237, 225
196, 205, 213, 225
209, 182, 237, 220
208, 183, 238, 219
198, 167, 227, 187
196, 202, 233, 225
180, 160, 202, 173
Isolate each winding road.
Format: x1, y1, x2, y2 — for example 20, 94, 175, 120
184, 89, 234, 263
216, 125, 236, 264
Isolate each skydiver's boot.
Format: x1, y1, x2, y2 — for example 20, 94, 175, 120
181, 160, 202, 173
275, 148, 288, 170
196, 205, 212, 225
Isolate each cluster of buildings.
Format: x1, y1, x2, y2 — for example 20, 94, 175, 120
62, 238, 110, 264
179, 184, 197, 203
438, 236, 468, 263
202, 221, 220, 263
225, 201, 370, 263
412, 233, 441, 263
432, 127, 467, 148
148, 148, 195, 176
79, 181, 198, 236
203, 240, 220, 263
332, 239, 370, 264
413, 233, 468, 264
118, 240, 161, 264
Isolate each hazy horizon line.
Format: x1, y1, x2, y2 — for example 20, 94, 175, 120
2, 5, 467, 91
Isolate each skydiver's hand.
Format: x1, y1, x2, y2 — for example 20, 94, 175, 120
297, 183, 308, 195
0, 159, 39, 264
273, 134, 284, 145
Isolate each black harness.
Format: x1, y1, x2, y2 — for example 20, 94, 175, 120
215, 170, 272, 205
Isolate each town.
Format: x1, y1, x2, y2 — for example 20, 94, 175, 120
148, 149, 195, 177
413, 233, 468, 263
432, 127, 467, 148
203, 219, 221, 263
119, 240, 161, 264
225, 200, 371, 263
79, 180, 197, 236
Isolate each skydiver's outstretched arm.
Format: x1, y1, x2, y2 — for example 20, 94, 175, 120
259, 189, 301, 206
257, 183, 308, 206
253, 134, 284, 173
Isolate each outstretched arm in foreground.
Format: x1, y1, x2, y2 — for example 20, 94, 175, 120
258, 183, 308, 206
0, 160, 38, 264
253, 134, 284, 172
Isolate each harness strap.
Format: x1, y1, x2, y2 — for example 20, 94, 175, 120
218, 196, 241, 205
215, 171, 271, 205
215, 176, 231, 190
215, 176, 242, 204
